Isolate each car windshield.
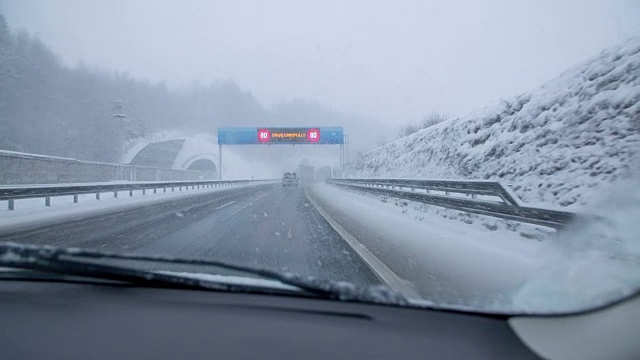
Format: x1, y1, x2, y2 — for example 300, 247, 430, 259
0, 0, 639, 315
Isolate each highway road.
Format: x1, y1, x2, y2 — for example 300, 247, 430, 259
0, 184, 380, 287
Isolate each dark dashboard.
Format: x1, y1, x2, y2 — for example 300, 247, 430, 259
0, 279, 540, 359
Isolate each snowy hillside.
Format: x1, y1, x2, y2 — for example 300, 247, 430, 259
351, 39, 640, 210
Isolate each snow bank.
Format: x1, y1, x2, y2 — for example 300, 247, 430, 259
351, 39, 640, 210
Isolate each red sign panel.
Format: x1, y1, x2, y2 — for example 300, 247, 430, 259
306, 128, 320, 143
257, 128, 271, 143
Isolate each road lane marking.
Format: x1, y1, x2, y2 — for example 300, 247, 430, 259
214, 200, 237, 210
225, 191, 271, 216
305, 189, 423, 300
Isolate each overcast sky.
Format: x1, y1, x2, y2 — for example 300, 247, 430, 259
2, 0, 639, 124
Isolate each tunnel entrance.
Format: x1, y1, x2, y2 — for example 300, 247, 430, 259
187, 159, 217, 172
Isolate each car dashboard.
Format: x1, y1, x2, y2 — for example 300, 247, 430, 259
0, 279, 541, 360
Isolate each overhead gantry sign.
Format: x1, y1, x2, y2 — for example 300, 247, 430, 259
217, 127, 346, 179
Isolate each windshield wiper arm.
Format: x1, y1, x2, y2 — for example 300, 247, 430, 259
0, 242, 330, 296
0, 242, 407, 305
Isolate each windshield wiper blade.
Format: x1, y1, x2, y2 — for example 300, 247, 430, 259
0, 242, 326, 296
0, 242, 407, 305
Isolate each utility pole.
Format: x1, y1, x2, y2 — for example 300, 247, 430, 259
340, 143, 344, 178
218, 144, 222, 180
345, 134, 349, 165
113, 100, 127, 180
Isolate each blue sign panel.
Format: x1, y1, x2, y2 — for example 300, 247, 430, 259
217, 127, 258, 145
218, 127, 344, 145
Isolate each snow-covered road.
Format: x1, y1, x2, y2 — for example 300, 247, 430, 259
2, 179, 636, 313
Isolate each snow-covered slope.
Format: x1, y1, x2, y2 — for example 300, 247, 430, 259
351, 39, 640, 209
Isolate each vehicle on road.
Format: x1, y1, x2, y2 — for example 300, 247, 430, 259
282, 172, 299, 187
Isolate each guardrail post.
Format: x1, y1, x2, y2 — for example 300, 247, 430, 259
45, 196, 51, 207
114, 191, 118, 198
73, 194, 78, 203
142, 189, 146, 195
96, 193, 101, 200
129, 190, 133, 197
8, 199, 14, 211
153, 188, 157, 194
163, 187, 166, 193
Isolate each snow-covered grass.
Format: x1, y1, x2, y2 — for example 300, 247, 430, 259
351, 39, 640, 210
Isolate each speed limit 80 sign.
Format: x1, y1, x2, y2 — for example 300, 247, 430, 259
257, 128, 271, 143
306, 128, 320, 143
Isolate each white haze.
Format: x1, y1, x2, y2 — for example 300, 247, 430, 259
2, 0, 639, 124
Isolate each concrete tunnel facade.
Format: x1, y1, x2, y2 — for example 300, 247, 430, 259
127, 138, 218, 175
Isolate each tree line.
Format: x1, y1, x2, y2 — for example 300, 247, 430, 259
0, 11, 400, 164
0, 12, 267, 162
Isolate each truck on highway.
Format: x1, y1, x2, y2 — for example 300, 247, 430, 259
297, 165, 315, 186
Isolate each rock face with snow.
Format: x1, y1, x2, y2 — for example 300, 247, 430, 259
351, 39, 640, 210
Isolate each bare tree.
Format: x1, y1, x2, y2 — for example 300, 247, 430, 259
420, 111, 449, 128
395, 112, 450, 139
396, 123, 420, 138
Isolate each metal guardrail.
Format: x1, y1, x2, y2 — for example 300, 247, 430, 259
0, 180, 277, 211
327, 178, 575, 229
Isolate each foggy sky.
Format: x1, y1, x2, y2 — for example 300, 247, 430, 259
2, 0, 639, 124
